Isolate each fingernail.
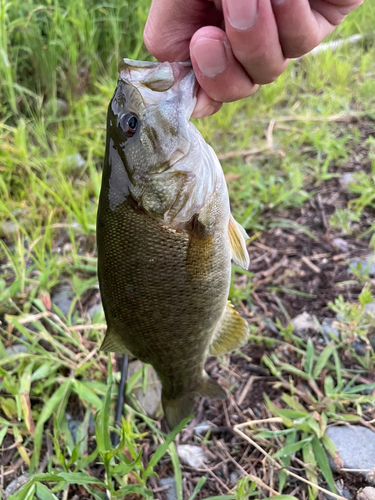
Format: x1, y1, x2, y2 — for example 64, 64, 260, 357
271, 0, 287, 5
226, 0, 258, 30
193, 38, 228, 78
192, 101, 222, 119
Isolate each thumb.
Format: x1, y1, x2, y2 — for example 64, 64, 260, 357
144, 0, 222, 62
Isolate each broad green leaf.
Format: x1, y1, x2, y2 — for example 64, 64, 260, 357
279, 364, 310, 379
262, 355, 281, 377
313, 345, 335, 378
35, 483, 59, 500
8, 482, 35, 500
31, 362, 60, 382
272, 437, 312, 458
321, 434, 337, 458
58, 472, 104, 485
272, 409, 308, 419
311, 436, 336, 493
306, 416, 322, 438
282, 394, 306, 412
84, 485, 106, 500
116, 484, 153, 498
324, 376, 334, 395
73, 380, 103, 410
304, 339, 314, 376
336, 414, 361, 422
344, 383, 375, 394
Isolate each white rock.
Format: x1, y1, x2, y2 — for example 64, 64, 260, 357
340, 172, 356, 190
177, 445, 208, 468
332, 238, 349, 253
127, 361, 162, 418
290, 312, 319, 334
160, 477, 177, 500
194, 421, 212, 435
66, 152, 86, 168
357, 487, 375, 500
5, 475, 28, 499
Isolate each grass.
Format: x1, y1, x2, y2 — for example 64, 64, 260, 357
1, 0, 375, 498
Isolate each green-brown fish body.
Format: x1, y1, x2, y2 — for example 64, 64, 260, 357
97, 60, 249, 428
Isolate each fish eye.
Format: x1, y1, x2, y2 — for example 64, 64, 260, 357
119, 113, 138, 137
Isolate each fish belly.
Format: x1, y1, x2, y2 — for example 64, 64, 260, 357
97, 196, 231, 397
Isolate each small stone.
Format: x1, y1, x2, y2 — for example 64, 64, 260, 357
160, 477, 177, 500
352, 339, 367, 357
5, 475, 28, 499
51, 284, 74, 317
45, 98, 69, 117
194, 421, 212, 435
127, 361, 162, 418
6, 344, 29, 356
364, 303, 375, 317
230, 471, 240, 483
1, 221, 19, 237
350, 258, 375, 278
290, 312, 320, 335
66, 153, 86, 168
321, 318, 340, 340
65, 412, 82, 443
366, 467, 375, 485
357, 487, 375, 500
332, 238, 349, 253
340, 172, 356, 190
87, 302, 103, 320
177, 445, 208, 468
326, 426, 375, 477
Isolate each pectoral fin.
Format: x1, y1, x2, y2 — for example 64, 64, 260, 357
100, 328, 132, 355
228, 214, 249, 270
209, 301, 249, 356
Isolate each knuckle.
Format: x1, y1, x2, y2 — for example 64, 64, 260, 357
283, 35, 319, 59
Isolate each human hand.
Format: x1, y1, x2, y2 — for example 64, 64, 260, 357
144, 0, 363, 118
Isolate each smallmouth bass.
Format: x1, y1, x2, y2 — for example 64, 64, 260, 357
97, 59, 250, 429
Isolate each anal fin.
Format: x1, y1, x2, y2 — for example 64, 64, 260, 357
228, 213, 249, 270
209, 301, 249, 356
100, 327, 132, 355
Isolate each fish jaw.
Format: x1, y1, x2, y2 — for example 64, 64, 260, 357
118, 59, 197, 122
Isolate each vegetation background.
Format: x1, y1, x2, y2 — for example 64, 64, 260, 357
1, 0, 375, 499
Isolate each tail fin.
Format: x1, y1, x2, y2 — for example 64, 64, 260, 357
162, 376, 226, 430
100, 327, 131, 355
162, 391, 196, 430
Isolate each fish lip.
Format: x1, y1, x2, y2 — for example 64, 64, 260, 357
118, 58, 197, 116
118, 58, 192, 73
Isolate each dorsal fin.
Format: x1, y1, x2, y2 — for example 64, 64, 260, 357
209, 301, 249, 356
228, 214, 249, 270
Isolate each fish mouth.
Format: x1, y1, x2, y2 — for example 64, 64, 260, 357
118, 59, 198, 119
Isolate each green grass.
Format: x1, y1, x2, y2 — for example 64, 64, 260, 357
1, 0, 375, 498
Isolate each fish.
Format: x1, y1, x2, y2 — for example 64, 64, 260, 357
97, 59, 250, 429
